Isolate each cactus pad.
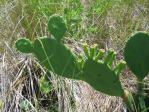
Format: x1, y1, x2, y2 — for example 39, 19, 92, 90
33, 37, 81, 79
124, 32, 149, 80
82, 59, 124, 96
15, 38, 33, 53
48, 14, 67, 41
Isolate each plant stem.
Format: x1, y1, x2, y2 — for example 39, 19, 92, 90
121, 90, 136, 112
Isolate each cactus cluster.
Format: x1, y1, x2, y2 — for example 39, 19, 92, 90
16, 15, 81, 80
15, 14, 149, 112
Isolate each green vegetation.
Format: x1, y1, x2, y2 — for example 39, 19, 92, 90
39, 75, 52, 94
0, 0, 149, 112
20, 100, 31, 111
124, 32, 149, 111
16, 14, 149, 111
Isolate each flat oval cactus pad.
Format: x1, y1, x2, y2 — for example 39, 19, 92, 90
48, 15, 67, 41
15, 38, 33, 53
83, 59, 124, 96
33, 37, 81, 79
124, 32, 149, 80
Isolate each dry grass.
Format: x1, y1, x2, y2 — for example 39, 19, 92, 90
0, 44, 127, 112
0, 0, 149, 112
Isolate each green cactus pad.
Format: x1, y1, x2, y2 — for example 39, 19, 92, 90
33, 37, 81, 79
82, 59, 124, 96
48, 15, 67, 41
124, 32, 149, 80
15, 38, 33, 53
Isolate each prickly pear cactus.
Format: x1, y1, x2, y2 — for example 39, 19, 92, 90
15, 14, 149, 112
16, 14, 126, 96
124, 32, 149, 81
16, 15, 81, 79
78, 44, 126, 96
